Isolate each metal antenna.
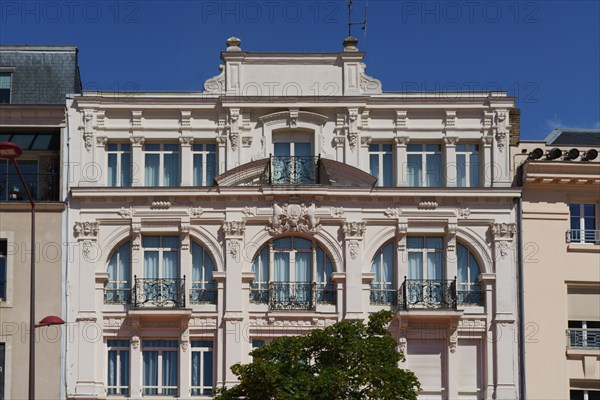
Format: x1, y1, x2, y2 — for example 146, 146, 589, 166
347, 0, 368, 38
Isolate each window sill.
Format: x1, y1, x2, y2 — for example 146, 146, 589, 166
567, 244, 600, 253
566, 348, 600, 358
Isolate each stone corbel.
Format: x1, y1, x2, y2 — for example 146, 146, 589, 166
495, 110, 509, 152
445, 110, 457, 130
491, 223, 516, 259
448, 322, 459, 353
180, 110, 192, 131
131, 222, 142, 251
180, 319, 190, 352
96, 136, 108, 148
179, 136, 194, 146
360, 136, 372, 147
360, 109, 370, 129
342, 221, 366, 238
393, 136, 410, 147
394, 110, 408, 133
180, 222, 190, 251
130, 136, 145, 147
82, 109, 94, 152
95, 110, 105, 128
446, 222, 458, 252
131, 110, 143, 129
229, 108, 240, 151
74, 221, 99, 240
222, 221, 246, 238
289, 108, 299, 128
443, 136, 459, 147
396, 221, 408, 252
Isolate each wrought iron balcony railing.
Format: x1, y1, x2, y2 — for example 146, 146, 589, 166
132, 276, 186, 308
400, 279, 457, 310
250, 281, 335, 310
567, 328, 600, 349
267, 155, 321, 185
566, 229, 600, 244
104, 287, 132, 304
189, 284, 217, 304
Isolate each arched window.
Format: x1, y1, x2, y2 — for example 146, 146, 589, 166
106, 242, 131, 304
191, 242, 216, 304
250, 237, 335, 309
370, 242, 395, 304
457, 244, 482, 305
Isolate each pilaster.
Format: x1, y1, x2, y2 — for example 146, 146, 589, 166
394, 137, 410, 186
342, 221, 366, 319
179, 136, 194, 186
444, 136, 459, 187
130, 136, 145, 187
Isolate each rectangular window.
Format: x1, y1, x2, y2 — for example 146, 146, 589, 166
107, 143, 132, 187
456, 144, 480, 187
142, 237, 181, 306
407, 144, 442, 187
570, 390, 600, 400
144, 144, 179, 187
107, 340, 130, 396
0, 240, 6, 301
142, 340, 178, 396
0, 72, 11, 104
193, 144, 217, 186
369, 144, 393, 187
191, 341, 213, 397
0, 160, 39, 201
407, 237, 444, 280
569, 204, 597, 244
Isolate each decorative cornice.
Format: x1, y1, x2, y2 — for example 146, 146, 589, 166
131, 110, 143, 128
418, 201, 438, 210
150, 201, 171, 210
259, 110, 328, 127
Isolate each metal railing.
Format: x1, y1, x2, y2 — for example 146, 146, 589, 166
250, 281, 335, 310
268, 155, 321, 185
457, 289, 484, 306
567, 328, 600, 349
399, 278, 457, 310
566, 229, 600, 244
189, 285, 217, 304
104, 288, 132, 304
132, 276, 186, 308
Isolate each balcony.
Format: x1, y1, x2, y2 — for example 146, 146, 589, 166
267, 155, 321, 185
250, 281, 336, 311
370, 279, 483, 310
132, 276, 186, 308
567, 328, 600, 349
189, 284, 217, 304
567, 229, 600, 244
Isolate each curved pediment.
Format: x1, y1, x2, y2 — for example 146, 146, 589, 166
214, 158, 377, 187
259, 110, 328, 128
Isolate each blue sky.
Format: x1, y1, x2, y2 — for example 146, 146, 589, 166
1, 0, 598, 140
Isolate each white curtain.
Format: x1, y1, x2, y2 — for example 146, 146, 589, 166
407, 154, 421, 187
162, 251, 178, 279
162, 351, 177, 395
382, 243, 394, 289
164, 152, 179, 186
426, 153, 442, 186
427, 252, 442, 280
118, 243, 130, 288
107, 351, 117, 391
470, 153, 480, 186
144, 251, 159, 279
274, 253, 289, 282
457, 154, 466, 187
145, 154, 159, 186
143, 351, 158, 394
457, 244, 469, 288
191, 352, 200, 389
295, 253, 311, 282
193, 153, 203, 186
108, 153, 117, 186
408, 253, 422, 280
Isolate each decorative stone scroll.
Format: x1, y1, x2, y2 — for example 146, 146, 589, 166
267, 203, 321, 235
223, 221, 246, 237
74, 222, 99, 239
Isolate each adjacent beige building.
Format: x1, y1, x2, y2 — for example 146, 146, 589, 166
514, 129, 600, 400
0, 46, 81, 400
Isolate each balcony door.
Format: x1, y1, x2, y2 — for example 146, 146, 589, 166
406, 237, 445, 306
142, 236, 180, 305
272, 133, 313, 184
273, 237, 312, 304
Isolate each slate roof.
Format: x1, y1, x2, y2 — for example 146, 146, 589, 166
0, 46, 82, 104
545, 129, 600, 146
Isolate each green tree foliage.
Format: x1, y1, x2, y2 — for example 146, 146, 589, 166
214, 310, 421, 400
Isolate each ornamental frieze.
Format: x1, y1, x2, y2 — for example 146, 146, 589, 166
267, 203, 320, 235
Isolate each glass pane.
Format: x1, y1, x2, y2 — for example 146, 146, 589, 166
407, 144, 421, 152
121, 152, 131, 186
293, 237, 312, 249
427, 252, 442, 280
456, 144, 466, 152
383, 153, 393, 186
143, 351, 158, 395
427, 237, 443, 249
584, 204, 596, 217
144, 252, 159, 279
164, 153, 179, 186
145, 144, 160, 151
426, 144, 441, 152
145, 154, 159, 186
569, 204, 580, 216
203, 350, 213, 388
191, 352, 200, 387
370, 154, 380, 183
426, 153, 442, 186
407, 237, 424, 249
295, 143, 311, 157
162, 351, 178, 395
274, 253, 290, 281
162, 236, 179, 248
206, 153, 216, 186
273, 237, 292, 250
469, 153, 480, 187
120, 351, 129, 390
407, 154, 422, 187
382, 243, 394, 285
408, 253, 423, 280
456, 154, 466, 187
143, 236, 160, 248
164, 144, 179, 152
108, 154, 117, 186
457, 245, 469, 283
469, 253, 481, 283
295, 253, 311, 282
107, 351, 117, 387
274, 143, 290, 157
382, 144, 392, 152
193, 153, 203, 186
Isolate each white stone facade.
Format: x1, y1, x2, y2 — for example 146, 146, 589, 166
65, 38, 520, 399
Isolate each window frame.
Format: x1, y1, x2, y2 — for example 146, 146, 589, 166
192, 143, 217, 187
407, 143, 443, 187
369, 143, 394, 187
144, 143, 180, 187
455, 143, 480, 187
0, 240, 6, 301
105, 242, 132, 304
569, 203, 597, 244
191, 242, 216, 304
107, 339, 130, 396
407, 236, 445, 280
107, 143, 132, 187
142, 340, 179, 396
190, 340, 214, 397
142, 236, 180, 280
0, 71, 12, 104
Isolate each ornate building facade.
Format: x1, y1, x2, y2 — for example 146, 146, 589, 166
65, 38, 521, 399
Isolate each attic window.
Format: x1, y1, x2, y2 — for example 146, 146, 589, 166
0, 72, 12, 104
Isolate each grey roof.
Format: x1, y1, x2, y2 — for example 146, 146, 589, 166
0, 46, 82, 104
545, 129, 600, 146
